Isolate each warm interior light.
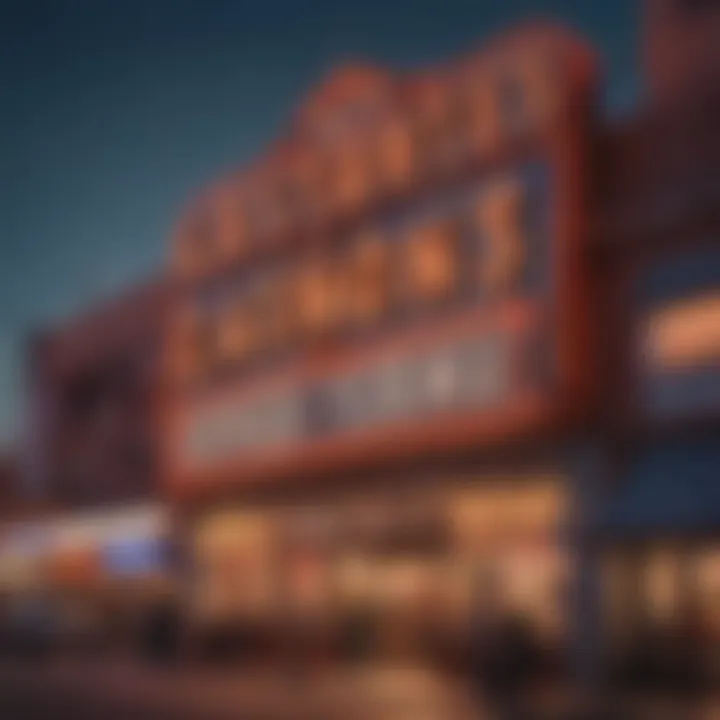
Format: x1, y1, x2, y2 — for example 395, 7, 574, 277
645, 291, 720, 369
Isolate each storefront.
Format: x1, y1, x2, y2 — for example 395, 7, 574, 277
599, 145, 720, 690
0, 504, 172, 654
163, 26, 599, 676
0, 520, 53, 602
189, 473, 570, 669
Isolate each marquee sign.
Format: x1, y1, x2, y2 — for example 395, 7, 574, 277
164, 26, 597, 491
637, 246, 720, 418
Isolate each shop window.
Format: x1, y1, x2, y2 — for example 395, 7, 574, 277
195, 512, 274, 616
337, 555, 375, 606
694, 549, 720, 635
474, 179, 527, 295
402, 221, 460, 304
447, 493, 569, 641
441, 560, 475, 620
502, 546, 568, 638
602, 554, 636, 649
644, 551, 682, 624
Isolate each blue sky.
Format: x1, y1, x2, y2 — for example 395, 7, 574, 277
0, 0, 639, 446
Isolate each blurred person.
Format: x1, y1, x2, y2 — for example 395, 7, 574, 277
342, 599, 376, 667
469, 568, 541, 719
468, 567, 502, 711
677, 592, 705, 697
140, 591, 182, 665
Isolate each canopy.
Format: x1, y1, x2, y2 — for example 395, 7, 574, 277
601, 443, 720, 539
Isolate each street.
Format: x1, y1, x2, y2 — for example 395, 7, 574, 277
0, 657, 482, 720
5, 657, 720, 719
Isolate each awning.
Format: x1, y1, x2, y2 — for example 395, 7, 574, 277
601, 444, 720, 539
101, 537, 170, 577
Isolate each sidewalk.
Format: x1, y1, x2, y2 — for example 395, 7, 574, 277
3, 656, 719, 719
0, 657, 479, 719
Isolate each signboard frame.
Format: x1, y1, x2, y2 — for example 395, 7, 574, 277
162, 25, 599, 497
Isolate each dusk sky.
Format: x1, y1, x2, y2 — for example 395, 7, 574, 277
0, 0, 638, 446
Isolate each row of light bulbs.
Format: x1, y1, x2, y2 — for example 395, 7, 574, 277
174, 45, 560, 279
172, 176, 529, 385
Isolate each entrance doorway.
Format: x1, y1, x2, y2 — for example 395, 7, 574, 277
604, 544, 720, 692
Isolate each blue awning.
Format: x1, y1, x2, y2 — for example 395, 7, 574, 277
101, 537, 169, 577
601, 443, 720, 538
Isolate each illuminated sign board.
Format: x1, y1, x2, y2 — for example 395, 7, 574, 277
644, 292, 720, 371
172, 169, 546, 381
186, 330, 514, 467
101, 538, 168, 577
176, 164, 553, 472
638, 248, 720, 418
165, 27, 597, 488
172, 31, 580, 281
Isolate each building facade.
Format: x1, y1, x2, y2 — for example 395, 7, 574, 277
162, 25, 602, 673
597, 1, 720, 690
642, 0, 720, 104
27, 278, 171, 506
2, 279, 176, 649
